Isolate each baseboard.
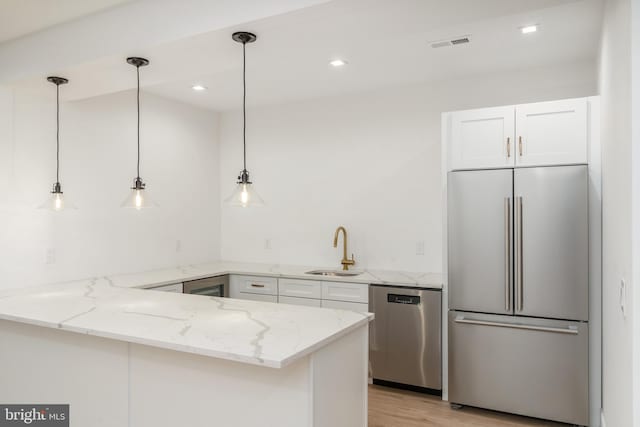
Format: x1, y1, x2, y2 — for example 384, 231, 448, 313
600, 408, 606, 427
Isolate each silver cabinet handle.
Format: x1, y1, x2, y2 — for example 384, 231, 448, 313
506, 137, 511, 158
515, 196, 524, 312
454, 317, 578, 335
518, 136, 523, 156
504, 197, 511, 311
250, 283, 265, 288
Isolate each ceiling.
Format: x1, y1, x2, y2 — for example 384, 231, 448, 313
9, 0, 603, 111
0, 0, 133, 43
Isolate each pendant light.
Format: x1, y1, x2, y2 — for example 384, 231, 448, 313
224, 32, 265, 207
121, 57, 155, 210
40, 76, 73, 211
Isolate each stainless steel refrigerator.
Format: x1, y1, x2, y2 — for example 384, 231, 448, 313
448, 165, 589, 426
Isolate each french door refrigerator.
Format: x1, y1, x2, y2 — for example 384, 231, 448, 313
448, 165, 589, 426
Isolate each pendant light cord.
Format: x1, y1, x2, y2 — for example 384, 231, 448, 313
242, 40, 247, 172
56, 83, 60, 185
136, 65, 141, 179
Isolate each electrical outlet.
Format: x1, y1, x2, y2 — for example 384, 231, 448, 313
620, 278, 627, 317
45, 248, 56, 265
416, 241, 425, 256
175, 240, 182, 253
265, 239, 272, 250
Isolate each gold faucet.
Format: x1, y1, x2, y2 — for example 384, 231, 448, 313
333, 226, 355, 270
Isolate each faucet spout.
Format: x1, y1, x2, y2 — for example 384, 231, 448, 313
333, 226, 355, 271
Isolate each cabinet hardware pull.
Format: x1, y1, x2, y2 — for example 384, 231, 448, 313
506, 137, 511, 158
454, 317, 579, 335
518, 136, 523, 156
250, 284, 265, 288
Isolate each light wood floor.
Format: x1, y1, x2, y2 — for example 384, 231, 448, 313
368, 385, 566, 427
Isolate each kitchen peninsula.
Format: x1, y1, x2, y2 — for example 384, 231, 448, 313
0, 266, 375, 427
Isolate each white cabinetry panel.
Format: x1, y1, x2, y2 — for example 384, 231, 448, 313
450, 106, 515, 170
279, 278, 322, 299
321, 281, 368, 304
515, 98, 587, 167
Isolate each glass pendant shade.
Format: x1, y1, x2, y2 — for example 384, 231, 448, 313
225, 181, 264, 208
39, 184, 75, 211
121, 178, 155, 210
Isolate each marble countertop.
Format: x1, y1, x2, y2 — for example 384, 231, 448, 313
109, 260, 443, 290
0, 277, 372, 368
0, 261, 440, 369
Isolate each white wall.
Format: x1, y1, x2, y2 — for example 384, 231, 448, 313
599, 0, 635, 426
219, 60, 597, 272
0, 88, 220, 289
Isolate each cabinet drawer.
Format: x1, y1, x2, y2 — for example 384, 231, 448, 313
279, 295, 322, 307
321, 281, 368, 303
238, 292, 278, 303
321, 299, 369, 312
279, 278, 322, 299
231, 275, 278, 296
448, 311, 588, 425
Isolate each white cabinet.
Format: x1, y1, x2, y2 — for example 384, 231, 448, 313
230, 275, 278, 297
447, 98, 589, 171
321, 299, 369, 313
148, 283, 183, 293
278, 295, 322, 307
515, 98, 588, 167
450, 106, 515, 170
321, 281, 368, 304
279, 278, 322, 299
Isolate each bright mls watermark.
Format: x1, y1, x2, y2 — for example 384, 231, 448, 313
0, 405, 68, 426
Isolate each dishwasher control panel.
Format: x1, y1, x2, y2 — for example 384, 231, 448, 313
387, 294, 421, 305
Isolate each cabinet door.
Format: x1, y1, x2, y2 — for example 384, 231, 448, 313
278, 278, 322, 299
515, 98, 587, 167
237, 292, 278, 303
450, 106, 515, 170
229, 275, 277, 297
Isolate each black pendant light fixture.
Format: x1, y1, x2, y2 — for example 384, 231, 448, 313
40, 76, 72, 211
121, 57, 155, 210
224, 31, 264, 207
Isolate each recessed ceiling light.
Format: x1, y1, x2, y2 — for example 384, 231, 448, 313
329, 59, 347, 67
192, 84, 207, 91
521, 25, 538, 34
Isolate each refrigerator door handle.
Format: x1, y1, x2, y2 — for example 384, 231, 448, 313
504, 197, 511, 311
515, 196, 524, 312
454, 316, 579, 335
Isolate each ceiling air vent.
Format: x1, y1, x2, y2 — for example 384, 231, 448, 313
431, 35, 471, 49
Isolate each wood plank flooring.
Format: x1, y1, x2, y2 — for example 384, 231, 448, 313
368, 385, 566, 427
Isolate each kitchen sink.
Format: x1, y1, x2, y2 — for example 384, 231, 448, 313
305, 269, 363, 277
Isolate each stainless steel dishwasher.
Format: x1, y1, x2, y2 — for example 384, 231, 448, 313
369, 285, 442, 391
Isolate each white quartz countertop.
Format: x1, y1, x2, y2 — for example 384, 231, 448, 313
0, 261, 440, 369
0, 277, 372, 368
108, 260, 443, 290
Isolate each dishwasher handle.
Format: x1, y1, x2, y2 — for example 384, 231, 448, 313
387, 294, 421, 305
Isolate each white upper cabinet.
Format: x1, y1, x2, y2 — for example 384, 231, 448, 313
447, 98, 590, 170
450, 106, 515, 170
515, 98, 588, 167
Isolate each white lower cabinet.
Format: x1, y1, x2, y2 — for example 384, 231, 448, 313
321, 299, 369, 313
229, 274, 370, 311
278, 295, 322, 307
321, 281, 368, 304
237, 292, 278, 303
